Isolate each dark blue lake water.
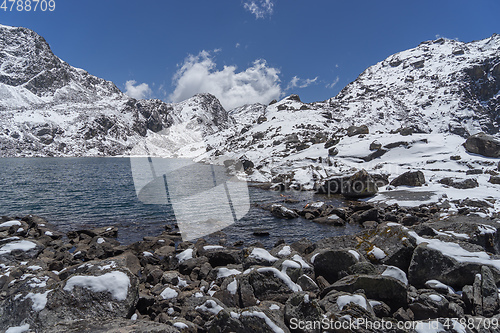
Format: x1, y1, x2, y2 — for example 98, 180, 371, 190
0, 158, 360, 246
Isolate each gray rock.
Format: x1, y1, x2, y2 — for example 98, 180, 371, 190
243, 247, 278, 269
284, 292, 323, 333
324, 137, 340, 149
206, 306, 289, 333
474, 266, 499, 316
273, 259, 303, 283
331, 274, 408, 310
0, 238, 44, 264
204, 249, 241, 267
362, 148, 388, 162
319, 290, 376, 319
409, 292, 450, 320
464, 132, 500, 157
439, 177, 479, 189
489, 175, 500, 184
312, 249, 360, 283
312, 215, 345, 226
67, 226, 119, 240
341, 169, 379, 198
369, 140, 382, 150
347, 125, 369, 137
327, 146, 339, 156
349, 208, 379, 224
178, 256, 209, 276
314, 176, 349, 195
369, 300, 391, 318
213, 277, 239, 308
390, 170, 426, 187
204, 309, 246, 332
296, 275, 319, 293
243, 268, 299, 303
45, 318, 180, 332
408, 243, 500, 289
270, 204, 299, 219
0, 258, 139, 332
358, 223, 417, 271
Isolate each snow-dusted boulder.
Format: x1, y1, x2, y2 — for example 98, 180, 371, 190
330, 274, 408, 310
464, 132, 500, 157
0, 238, 44, 264
311, 249, 361, 284
390, 170, 426, 187
0, 258, 139, 332
341, 169, 379, 198
408, 241, 500, 289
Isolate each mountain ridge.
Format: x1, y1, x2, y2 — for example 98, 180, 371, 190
0, 24, 499, 164
0, 24, 230, 157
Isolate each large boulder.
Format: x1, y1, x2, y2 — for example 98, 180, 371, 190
0, 238, 44, 264
312, 249, 361, 284
315, 176, 349, 195
0, 258, 139, 332
438, 177, 478, 189
341, 169, 378, 198
330, 274, 408, 310
347, 125, 369, 137
242, 267, 302, 304
390, 170, 426, 187
464, 132, 500, 157
408, 242, 500, 289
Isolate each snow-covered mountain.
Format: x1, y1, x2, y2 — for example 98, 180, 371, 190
163, 35, 500, 214
0, 24, 229, 157
1, 24, 500, 206
188, 35, 500, 168
328, 35, 500, 136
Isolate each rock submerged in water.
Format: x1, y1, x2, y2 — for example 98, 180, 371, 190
269, 204, 299, 219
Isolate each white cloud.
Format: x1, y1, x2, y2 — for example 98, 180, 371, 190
243, 0, 274, 19
235, 43, 241, 48
285, 76, 318, 90
169, 50, 282, 110
326, 76, 340, 89
124, 80, 152, 99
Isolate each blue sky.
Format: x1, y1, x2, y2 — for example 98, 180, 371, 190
1, 0, 500, 109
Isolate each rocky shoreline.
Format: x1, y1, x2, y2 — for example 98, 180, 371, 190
1, 197, 500, 332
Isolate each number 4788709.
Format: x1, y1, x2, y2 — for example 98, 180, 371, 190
1, 0, 56, 12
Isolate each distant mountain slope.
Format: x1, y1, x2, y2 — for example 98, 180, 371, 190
328, 35, 500, 136
0, 25, 230, 157
170, 35, 500, 190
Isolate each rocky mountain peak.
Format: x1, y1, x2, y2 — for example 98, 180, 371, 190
328, 34, 500, 137
0, 24, 60, 87
0, 25, 234, 157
